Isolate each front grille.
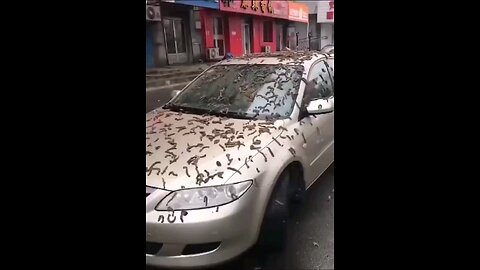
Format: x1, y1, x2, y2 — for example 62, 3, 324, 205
182, 242, 221, 255
146, 242, 163, 255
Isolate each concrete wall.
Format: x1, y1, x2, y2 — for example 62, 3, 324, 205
292, 22, 308, 50
320, 23, 334, 49
308, 14, 321, 51
152, 21, 168, 67
190, 9, 203, 63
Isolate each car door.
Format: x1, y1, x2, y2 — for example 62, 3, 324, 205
301, 60, 334, 187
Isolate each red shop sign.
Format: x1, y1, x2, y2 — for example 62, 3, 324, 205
220, 0, 289, 20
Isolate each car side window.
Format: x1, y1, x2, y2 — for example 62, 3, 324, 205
305, 61, 334, 101
325, 59, 334, 86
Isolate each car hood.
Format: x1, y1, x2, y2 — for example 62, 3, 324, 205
146, 110, 285, 190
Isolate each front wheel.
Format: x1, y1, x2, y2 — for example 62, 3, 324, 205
257, 169, 291, 250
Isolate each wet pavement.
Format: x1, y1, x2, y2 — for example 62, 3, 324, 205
146, 88, 174, 113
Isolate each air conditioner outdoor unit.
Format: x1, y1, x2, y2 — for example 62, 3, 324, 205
146, 5, 161, 21
207, 48, 221, 60
263, 46, 272, 53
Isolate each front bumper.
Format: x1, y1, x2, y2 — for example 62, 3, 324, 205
146, 184, 260, 268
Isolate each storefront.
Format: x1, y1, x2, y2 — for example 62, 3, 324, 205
200, 0, 308, 59
146, 0, 219, 68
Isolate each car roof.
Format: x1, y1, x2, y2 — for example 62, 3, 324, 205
217, 50, 331, 70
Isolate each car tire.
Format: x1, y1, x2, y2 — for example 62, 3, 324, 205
257, 169, 291, 251
289, 170, 306, 205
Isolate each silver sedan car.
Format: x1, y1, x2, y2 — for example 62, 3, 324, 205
146, 51, 334, 268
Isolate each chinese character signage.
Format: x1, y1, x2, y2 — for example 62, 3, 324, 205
288, 2, 309, 23
220, 0, 289, 20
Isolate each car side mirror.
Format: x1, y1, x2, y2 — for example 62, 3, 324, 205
306, 97, 334, 114
170, 90, 181, 99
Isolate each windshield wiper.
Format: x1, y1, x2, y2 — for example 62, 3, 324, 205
162, 103, 208, 114
163, 103, 253, 120
214, 111, 252, 120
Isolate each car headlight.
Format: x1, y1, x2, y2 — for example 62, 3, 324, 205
155, 180, 253, 211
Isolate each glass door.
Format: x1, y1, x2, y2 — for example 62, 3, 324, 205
164, 17, 188, 64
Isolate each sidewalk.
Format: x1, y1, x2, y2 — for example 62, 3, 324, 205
146, 62, 214, 93
146, 62, 214, 75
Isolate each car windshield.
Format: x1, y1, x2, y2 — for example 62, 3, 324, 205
165, 64, 304, 120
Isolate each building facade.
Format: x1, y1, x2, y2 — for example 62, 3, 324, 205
146, 0, 220, 68
200, 0, 308, 59
146, 0, 309, 68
